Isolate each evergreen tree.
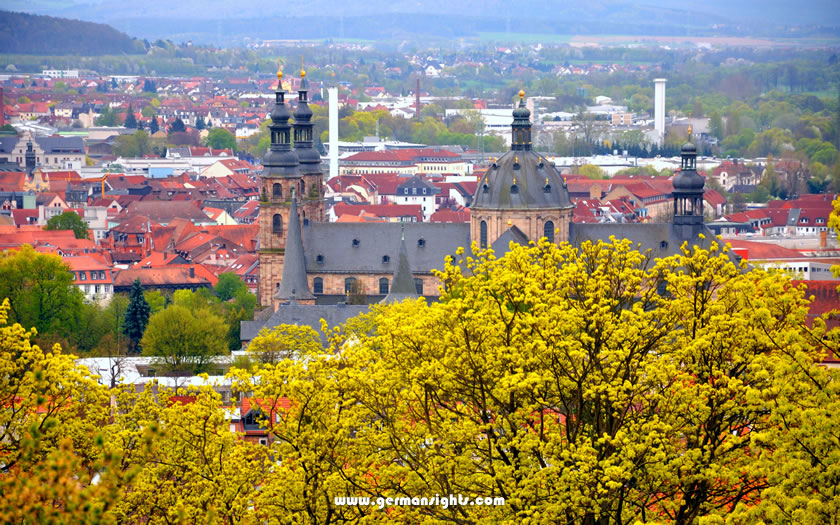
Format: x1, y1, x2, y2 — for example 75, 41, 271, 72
124, 105, 137, 129
143, 79, 157, 93
195, 116, 205, 130
149, 117, 159, 135
122, 279, 150, 354
169, 117, 186, 134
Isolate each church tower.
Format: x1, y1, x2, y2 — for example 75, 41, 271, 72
293, 67, 325, 225
258, 67, 301, 307
672, 142, 705, 241
24, 140, 36, 179
470, 90, 574, 250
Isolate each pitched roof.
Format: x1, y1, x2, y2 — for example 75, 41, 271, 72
333, 202, 423, 222
121, 200, 214, 224
722, 239, 805, 260
0, 172, 25, 191
303, 222, 469, 275
113, 266, 213, 288
275, 197, 314, 301
381, 233, 418, 303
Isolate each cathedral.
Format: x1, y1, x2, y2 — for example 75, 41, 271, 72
254, 70, 711, 318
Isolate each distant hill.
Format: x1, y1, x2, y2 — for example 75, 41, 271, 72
0, 10, 142, 55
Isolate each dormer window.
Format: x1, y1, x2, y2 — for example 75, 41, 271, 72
352, 238, 360, 247
511, 184, 519, 194
483, 184, 489, 194
316, 254, 324, 264
543, 184, 551, 193
382, 255, 390, 264
417, 238, 425, 248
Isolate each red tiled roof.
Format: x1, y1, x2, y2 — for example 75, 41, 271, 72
703, 189, 727, 207
429, 208, 470, 223
113, 265, 214, 288
343, 148, 461, 163
0, 172, 25, 191
722, 239, 804, 260
333, 202, 423, 222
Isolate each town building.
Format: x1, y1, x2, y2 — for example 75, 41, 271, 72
252, 83, 718, 336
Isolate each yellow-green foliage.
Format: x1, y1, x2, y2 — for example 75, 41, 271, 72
2, 235, 839, 524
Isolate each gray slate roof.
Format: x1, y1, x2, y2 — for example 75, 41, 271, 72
472, 149, 572, 210
381, 234, 419, 304
0, 137, 16, 154
571, 222, 717, 260
303, 222, 469, 274
490, 225, 529, 255
36, 136, 84, 154
275, 197, 314, 301
240, 301, 369, 344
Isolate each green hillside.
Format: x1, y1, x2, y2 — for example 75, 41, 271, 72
0, 10, 143, 55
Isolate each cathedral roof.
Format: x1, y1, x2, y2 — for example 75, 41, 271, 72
472, 92, 572, 211
472, 150, 573, 210
380, 232, 419, 304
274, 195, 314, 301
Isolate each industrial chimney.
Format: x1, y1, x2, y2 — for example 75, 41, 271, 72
328, 87, 338, 180
415, 78, 421, 119
654, 78, 667, 146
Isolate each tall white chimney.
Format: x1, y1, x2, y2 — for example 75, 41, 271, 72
654, 78, 667, 146
328, 87, 338, 180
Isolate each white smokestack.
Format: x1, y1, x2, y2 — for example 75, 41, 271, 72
654, 78, 667, 146
329, 87, 339, 180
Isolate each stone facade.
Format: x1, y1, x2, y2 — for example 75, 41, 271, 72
471, 207, 573, 249
307, 272, 440, 298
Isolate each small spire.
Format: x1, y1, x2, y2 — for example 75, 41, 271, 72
380, 232, 418, 304
277, 58, 283, 81
273, 193, 314, 302
518, 88, 525, 99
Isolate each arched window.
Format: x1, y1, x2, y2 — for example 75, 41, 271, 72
344, 277, 356, 294
300, 180, 305, 196
480, 220, 488, 249
414, 278, 424, 295
379, 278, 389, 295
544, 220, 555, 243
313, 277, 323, 294
272, 214, 283, 234
272, 183, 282, 198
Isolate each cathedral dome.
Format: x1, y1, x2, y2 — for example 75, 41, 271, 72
472, 91, 572, 211
472, 150, 572, 210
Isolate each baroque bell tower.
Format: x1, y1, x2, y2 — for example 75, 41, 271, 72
293, 66, 325, 225
258, 66, 302, 307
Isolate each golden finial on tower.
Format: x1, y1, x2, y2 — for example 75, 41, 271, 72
507, 219, 512, 226
301, 56, 305, 78
518, 89, 525, 99
277, 58, 283, 81
545, 177, 549, 185
513, 176, 517, 185
687, 124, 693, 140
514, 156, 518, 164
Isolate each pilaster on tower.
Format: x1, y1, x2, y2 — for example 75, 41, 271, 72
258, 65, 301, 307
293, 66, 325, 224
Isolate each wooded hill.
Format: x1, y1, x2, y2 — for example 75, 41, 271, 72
0, 10, 143, 55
